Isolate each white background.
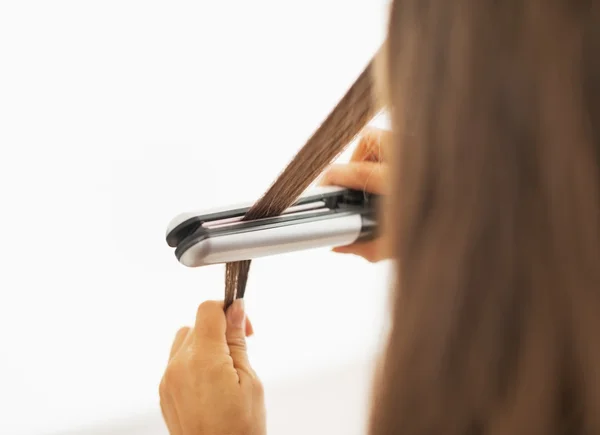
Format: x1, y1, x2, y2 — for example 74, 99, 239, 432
0, 1, 391, 434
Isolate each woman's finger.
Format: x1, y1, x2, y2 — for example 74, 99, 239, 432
192, 300, 227, 349
169, 327, 191, 361
320, 162, 389, 194
225, 299, 256, 382
351, 126, 392, 163
332, 240, 385, 263
245, 316, 254, 337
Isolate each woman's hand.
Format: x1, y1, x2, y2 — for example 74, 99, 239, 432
320, 126, 392, 263
159, 299, 266, 435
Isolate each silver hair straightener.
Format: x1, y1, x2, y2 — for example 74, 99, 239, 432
165, 186, 380, 267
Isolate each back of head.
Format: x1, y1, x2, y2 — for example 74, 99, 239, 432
370, 1, 600, 434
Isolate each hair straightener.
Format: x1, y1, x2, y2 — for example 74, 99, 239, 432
165, 186, 380, 268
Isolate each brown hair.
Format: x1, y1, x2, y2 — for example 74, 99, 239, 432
223, 50, 384, 308
370, 1, 600, 434
225, 0, 600, 432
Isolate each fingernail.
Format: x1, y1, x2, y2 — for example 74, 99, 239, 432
227, 299, 246, 329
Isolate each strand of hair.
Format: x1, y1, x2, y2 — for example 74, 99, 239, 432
223, 47, 385, 309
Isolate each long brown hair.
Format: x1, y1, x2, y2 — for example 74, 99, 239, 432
370, 1, 600, 434
222, 0, 600, 432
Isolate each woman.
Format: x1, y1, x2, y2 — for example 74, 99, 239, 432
159, 0, 600, 434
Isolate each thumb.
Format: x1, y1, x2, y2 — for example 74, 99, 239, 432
226, 299, 255, 381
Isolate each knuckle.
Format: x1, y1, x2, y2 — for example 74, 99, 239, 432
362, 129, 382, 149
357, 135, 372, 150
205, 359, 235, 380
362, 126, 392, 161
158, 377, 168, 398
196, 300, 219, 318
175, 326, 190, 341
162, 359, 187, 388
161, 371, 177, 390
227, 334, 247, 350
354, 145, 375, 163
252, 377, 265, 397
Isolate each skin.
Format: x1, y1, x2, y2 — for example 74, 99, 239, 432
159, 299, 265, 435
159, 126, 391, 434
320, 126, 392, 263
